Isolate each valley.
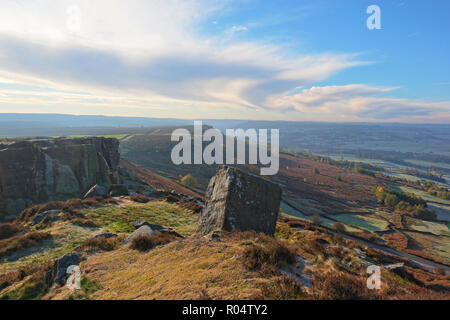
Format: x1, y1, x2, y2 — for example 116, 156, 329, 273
0, 124, 449, 300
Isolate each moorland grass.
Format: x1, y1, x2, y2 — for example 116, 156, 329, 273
82, 201, 198, 236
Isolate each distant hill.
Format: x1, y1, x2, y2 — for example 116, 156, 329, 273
0, 114, 192, 137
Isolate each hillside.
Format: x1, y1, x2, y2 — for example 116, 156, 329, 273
121, 132, 450, 266
1, 194, 448, 300
0, 135, 448, 300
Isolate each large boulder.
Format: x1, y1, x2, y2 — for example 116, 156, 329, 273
132, 220, 183, 238
109, 184, 129, 197
84, 184, 108, 199
52, 252, 81, 286
0, 137, 120, 221
31, 210, 61, 226
94, 232, 117, 239
197, 166, 282, 236
122, 225, 158, 245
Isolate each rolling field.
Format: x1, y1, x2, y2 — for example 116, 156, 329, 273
392, 186, 450, 206
332, 214, 389, 233
404, 217, 450, 237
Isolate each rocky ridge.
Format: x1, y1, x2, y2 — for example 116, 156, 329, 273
0, 137, 120, 220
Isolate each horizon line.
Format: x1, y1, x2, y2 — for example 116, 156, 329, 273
0, 112, 449, 126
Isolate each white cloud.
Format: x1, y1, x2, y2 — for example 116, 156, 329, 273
0, 0, 364, 111
266, 84, 450, 122
0, 0, 447, 123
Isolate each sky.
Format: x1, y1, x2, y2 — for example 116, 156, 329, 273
0, 0, 449, 123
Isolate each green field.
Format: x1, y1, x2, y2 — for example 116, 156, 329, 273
391, 185, 450, 206
403, 231, 450, 264
332, 214, 389, 232
404, 216, 450, 237
405, 159, 450, 170
428, 203, 450, 222
280, 202, 360, 232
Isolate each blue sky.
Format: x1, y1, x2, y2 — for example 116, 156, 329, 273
0, 0, 448, 123
205, 0, 450, 100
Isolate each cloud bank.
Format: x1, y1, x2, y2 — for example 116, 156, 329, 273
0, 0, 448, 122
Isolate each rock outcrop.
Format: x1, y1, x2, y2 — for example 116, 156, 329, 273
197, 166, 282, 236
123, 225, 158, 245
0, 137, 120, 221
109, 184, 129, 197
31, 210, 61, 226
132, 220, 184, 238
52, 252, 81, 286
84, 184, 108, 199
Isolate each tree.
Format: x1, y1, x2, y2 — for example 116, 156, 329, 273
411, 205, 436, 221
311, 213, 321, 225
384, 193, 398, 208
333, 222, 346, 233
180, 174, 198, 188
395, 201, 408, 211
374, 186, 386, 202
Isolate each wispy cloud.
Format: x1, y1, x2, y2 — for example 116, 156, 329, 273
0, 1, 364, 112
266, 84, 450, 122
0, 0, 447, 123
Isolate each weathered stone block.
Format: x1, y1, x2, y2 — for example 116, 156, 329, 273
84, 184, 108, 199
122, 225, 158, 245
197, 166, 282, 236
109, 184, 129, 197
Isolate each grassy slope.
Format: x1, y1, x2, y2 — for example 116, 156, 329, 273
121, 134, 449, 265
47, 238, 288, 300
0, 200, 197, 276
43, 220, 450, 300
82, 200, 198, 236
1, 200, 449, 300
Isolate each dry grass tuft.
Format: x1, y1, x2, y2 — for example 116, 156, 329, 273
129, 194, 151, 203
19, 197, 120, 224
76, 236, 123, 253
130, 233, 179, 252
0, 262, 52, 293
258, 274, 305, 300
0, 232, 52, 259
229, 231, 297, 274
0, 223, 26, 240
0, 262, 53, 300
312, 271, 373, 300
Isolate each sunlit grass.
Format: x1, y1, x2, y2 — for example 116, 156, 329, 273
82, 201, 198, 236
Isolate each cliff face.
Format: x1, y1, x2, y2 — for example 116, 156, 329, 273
0, 137, 120, 221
